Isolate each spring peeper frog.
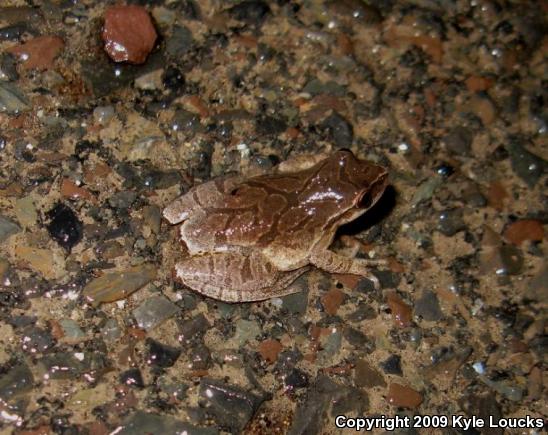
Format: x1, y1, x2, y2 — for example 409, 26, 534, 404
163, 149, 388, 302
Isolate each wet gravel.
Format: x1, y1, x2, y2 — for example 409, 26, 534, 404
0, 0, 546, 434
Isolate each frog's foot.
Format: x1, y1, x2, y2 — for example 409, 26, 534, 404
173, 251, 307, 302
310, 250, 386, 290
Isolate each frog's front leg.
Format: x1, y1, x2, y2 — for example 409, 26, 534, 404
174, 251, 307, 302
309, 250, 386, 289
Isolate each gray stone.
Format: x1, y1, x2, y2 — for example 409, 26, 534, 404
133, 295, 179, 331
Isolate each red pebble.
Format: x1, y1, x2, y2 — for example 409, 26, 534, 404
102, 5, 157, 64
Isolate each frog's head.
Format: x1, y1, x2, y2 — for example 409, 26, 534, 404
315, 149, 388, 224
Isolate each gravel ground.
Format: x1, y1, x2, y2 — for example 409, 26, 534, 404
0, 1, 546, 434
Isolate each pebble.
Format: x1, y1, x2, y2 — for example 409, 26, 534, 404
380, 355, 402, 376
46, 203, 83, 250
0, 53, 19, 81
234, 319, 261, 346
354, 359, 386, 388
14, 196, 37, 228
101, 318, 122, 343
281, 278, 309, 314
178, 314, 210, 344
284, 368, 309, 391
320, 288, 345, 315
7, 35, 64, 70
93, 105, 115, 125
20, 326, 56, 353
386, 292, 412, 327
498, 244, 524, 275
102, 5, 157, 64
258, 339, 283, 364
321, 112, 354, 147
82, 264, 157, 306
0, 81, 29, 113
189, 345, 212, 370
60, 178, 93, 201
0, 23, 31, 41
120, 368, 145, 389
108, 191, 137, 209
58, 319, 86, 339
504, 219, 544, 245
469, 95, 497, 125
117, 410, 217, 435
386, 383, 423, 409
134, 69, 164, 91
228, 1, 271, 26
442, 126, 473, 156
414, 290, 443, 321
505, 140, 547, 187
199, 378, 266, 433
0, 362, 34, 401
132, 295, 179, 331
256, 116, 287, 136
165, 25, 194, 58
0, 215, 21, 242
14, 245, 58, 279
146, 338, 181, 368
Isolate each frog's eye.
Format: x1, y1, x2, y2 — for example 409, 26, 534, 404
358, 190, 373, 208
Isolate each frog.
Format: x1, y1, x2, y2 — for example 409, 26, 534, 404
163, 149, 388, 302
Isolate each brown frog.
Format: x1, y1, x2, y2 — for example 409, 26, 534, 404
163, 149, 388, 302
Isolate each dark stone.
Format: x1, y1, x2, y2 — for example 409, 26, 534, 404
229, 1, 271, 25
415, 290, 443, 321
163, 66, 185, 92
343, 327, 374, 353
165, 25, 194, 58
170, 109, 201, 134
284, 368, 309, 391
372, 269, 401, 289
46, 203, 83, 250
321, 112, 353, 147
380, 354, 402, 375
505, 139, 547, 187
0, 362, 34, 401
189, 345, 212, 370
437, 208, 465, 236
20, 326, 56, 353
459, 393, 502, 435
0, 53, 19, 81
256, 115, 287, 136
140, 168, 182, 190
354, 359, 386, 388
199, 378, 266, 433
108, 191, 137, 209
178, 314, 210, 344
498, 244, 524, 275
117, 410, 218, 435
0, 23, 31, 41
120, 368, 145, 389
443, 126, 473, 155
146, 338, 181, 368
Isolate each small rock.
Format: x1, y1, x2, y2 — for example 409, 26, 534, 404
108, 191, 137, 209
320, 288, 345, 315
229, 1, 271, 26
135, 69, 164, 91
14, 196, 37, 228
146, 338, 181, 368
117, 410, 217, 435
505, 140, 547, 187
199, 378, 266, 433
165, 25, 194, 58
258, 339, 283, 364
0, 23, 31, 41
354, 359, 386, 388
386, 292, 412, 327
387, 383, 423, 409
503, 219, 544, 245
120, 368, 145, 389
7, 35, 64, 70
58, 319, 86, 340
414, 290, 443, 321
0, 52, 19, 81
380, 355, 402, 376
189, 345, 212, 370
46, 203, 83, 250
93, 105, 115, 124
101, 318, 122, 343
14, 245, 59, 279
0, 215, 21, 242
0, 81, 29, 113
498, 244, 524, 275
178, 314, 210, 344
437, 209, 466, 236
102, 5, 157, 64
82, 264, 157, 306
133, 295, 179, 331
234, 319, 261, 346
321, 112, 353, 147
442, 126, 473, 156
284, 368, 309, 391
60, 178, 93, 201
20, 326, 56, 353
469, 94, 497, 125
0, 362, 34, 401
256, 116, 287, 136
281, 276, 309, 314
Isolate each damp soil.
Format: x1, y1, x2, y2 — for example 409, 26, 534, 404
0, 1, 546, 434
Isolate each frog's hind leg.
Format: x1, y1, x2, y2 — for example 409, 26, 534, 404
174, 251, 307, 302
